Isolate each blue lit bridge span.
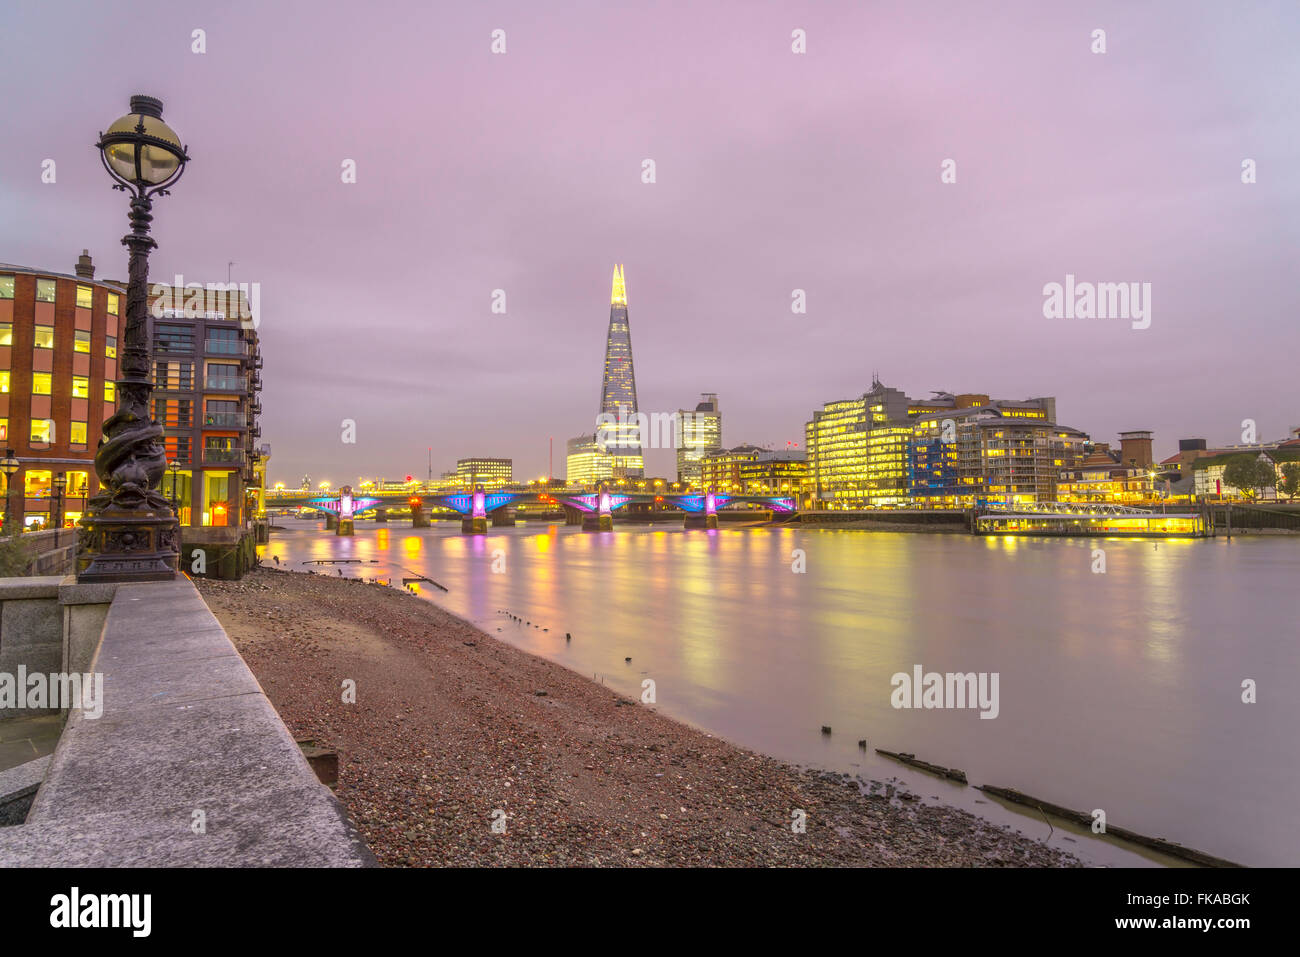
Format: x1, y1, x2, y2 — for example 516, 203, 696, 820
263, 486, 798, 534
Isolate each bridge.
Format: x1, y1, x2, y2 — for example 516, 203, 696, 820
264, 486, 798, 534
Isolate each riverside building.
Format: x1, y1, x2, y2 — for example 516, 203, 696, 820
0, 253, 118, 530
805, 381, 1085, 509
456, 457, 513, 488
145, 281, 265, 577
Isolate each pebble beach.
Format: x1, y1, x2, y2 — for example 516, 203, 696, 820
196, 569, 1081, 867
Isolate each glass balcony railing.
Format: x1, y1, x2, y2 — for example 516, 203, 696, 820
204, 375, 247, 391
204, 339, 248, 355
204, 412, 245, 427
202, 447, 245, 464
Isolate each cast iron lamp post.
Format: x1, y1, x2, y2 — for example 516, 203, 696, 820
1, 450, 19, 536
77, 95, 190, 582
168, 460, 181, 512
52, 472, 66, 529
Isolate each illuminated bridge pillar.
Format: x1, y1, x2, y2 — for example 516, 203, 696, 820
336, 487, 355, 536
583, 489, 614, 531
684, 490, 719, 530
374, 508, 388, 523
462, 486, 488, 534
324, 512, 337, 530
563, 505, 583, 526
410, 500, 430, 528
492, 507, 515, 528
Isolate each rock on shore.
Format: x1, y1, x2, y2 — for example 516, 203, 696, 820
197, 569, 1081, 868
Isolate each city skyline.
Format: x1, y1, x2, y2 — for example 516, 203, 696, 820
2, 0, 1297, 483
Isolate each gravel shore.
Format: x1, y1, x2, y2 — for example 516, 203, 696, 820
197, 569, 1081, 867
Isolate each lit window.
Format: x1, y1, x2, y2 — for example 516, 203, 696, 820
106, 335, 118, 358
30, 419, 53, 443
36, 279, 56, 302
34, 326, 55, 349
0, 322, 10, 346
104, 381, 115, 402
0, 418, 6, 441
75, 329, 91, 353
0, 371, 7, 393
24, 470, 52, 497
32, 372, 52, 395
76, 285, 93, 309
107, 293, 119, 315
70, 421, 87, 446
72, 375, 90, 399
67, 470, 89, 496
0, 276, 13, 299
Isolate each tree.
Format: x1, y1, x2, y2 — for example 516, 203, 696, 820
1279, 462, 1300, 502
0, 535, 33, 577
1221, 455, 1277, 500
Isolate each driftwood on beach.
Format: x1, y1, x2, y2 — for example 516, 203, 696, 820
875, 749, 968, 784
976, 784, 1243, 868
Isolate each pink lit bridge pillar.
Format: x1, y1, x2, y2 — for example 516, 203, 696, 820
462, 486, 488, 534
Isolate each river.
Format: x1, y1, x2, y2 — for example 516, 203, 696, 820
261, 518, 1299, 867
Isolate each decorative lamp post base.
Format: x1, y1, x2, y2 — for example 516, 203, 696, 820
76, 506, 180, 582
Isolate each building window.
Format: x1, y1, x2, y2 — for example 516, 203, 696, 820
35, 279, 56, 302
154, 360, 194, 390
30, 419, 53, 444
34, 325, 55, 349
67, 470, 90, 497
0, 322, 10, 346
72, 375, 90, 399
104, 381, 115, 402
156, 323, 194, 353
25, 469, 52, 497
70, 421, 88, 446
155, 397, 193, 429
205, 326, 242, 354
0, 418, 7, 442
32, 372, 52, 395
107, 293, 119, 315
204, 472, 232, 527
106, 335, 118, 358
0, 275, 14, 299
0, 372, 8, 394
76, 285, 93, 309
75, 329, 91, 353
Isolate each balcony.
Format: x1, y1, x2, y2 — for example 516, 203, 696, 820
202, 447, 245, 465
204, 339, 248, 356
204, 375, 247, 392
204, 412, 245, 428
249, 374, 263, 392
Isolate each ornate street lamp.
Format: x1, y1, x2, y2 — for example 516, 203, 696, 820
77, 95, 190, 582
1, 449, 19, 535
168, 460, 181, 512
52, 472, 67, 529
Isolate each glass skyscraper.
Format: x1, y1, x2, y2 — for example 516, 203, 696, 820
595, 264, 644, 477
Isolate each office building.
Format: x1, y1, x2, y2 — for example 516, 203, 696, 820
0, 253, 118, 530
675, 393, 722, 488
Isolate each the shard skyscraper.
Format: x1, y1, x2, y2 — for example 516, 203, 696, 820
595, 264, 644, 477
